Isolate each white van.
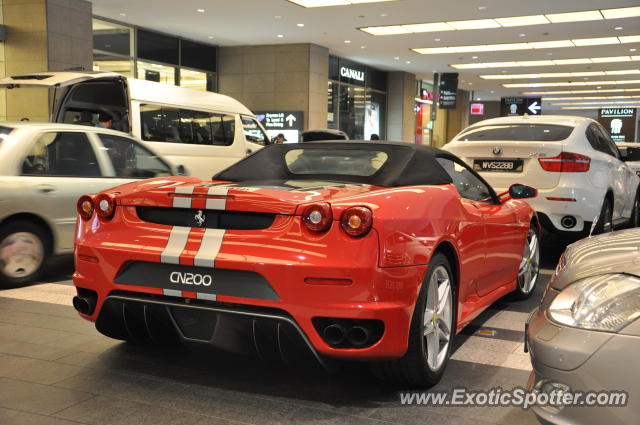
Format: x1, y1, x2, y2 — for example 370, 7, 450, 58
0, 72, 271, 179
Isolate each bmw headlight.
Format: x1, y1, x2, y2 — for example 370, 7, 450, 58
548, 274, 640, 332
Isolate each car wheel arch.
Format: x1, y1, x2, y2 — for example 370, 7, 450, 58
0, 213, 55, 255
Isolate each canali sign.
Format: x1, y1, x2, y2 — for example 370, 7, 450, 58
340, 66, 365, 82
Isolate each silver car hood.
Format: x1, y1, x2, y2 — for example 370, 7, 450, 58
553, 228, 640, 291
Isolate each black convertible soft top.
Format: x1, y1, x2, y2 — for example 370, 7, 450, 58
214, 141, 458, 187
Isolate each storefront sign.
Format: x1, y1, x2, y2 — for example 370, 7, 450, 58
470, 103, 484, 115
598, 108, 637, 143
256, 111, 304, 143
500, 97, 542, 116
438, 73, 458, 110
340, 66, 364, 82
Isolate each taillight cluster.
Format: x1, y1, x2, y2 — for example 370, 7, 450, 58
77, 194, 117, 220
538, 152, 590, 172
301, 204, 373, 238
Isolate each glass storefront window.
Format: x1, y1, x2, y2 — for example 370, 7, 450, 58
339, 86, 366, 140
92, 53, 134, 77
137, 61, 176, 86
137, 29, 179, 65
179, 69, 208, 91
327, 81, 338, 130
181, 40, 216, 73
93, 19, 132, 56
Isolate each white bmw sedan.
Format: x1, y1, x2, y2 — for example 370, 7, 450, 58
0, 122, 176, 287
444, 115, 639, 236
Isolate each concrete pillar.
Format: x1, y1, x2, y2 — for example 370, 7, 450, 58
218, 43, 329, 130
0, 0, 92, 121
387, 71, 416, 143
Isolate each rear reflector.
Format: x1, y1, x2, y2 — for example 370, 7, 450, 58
546, 197, 577, 202
78, 254, 99, 263
538, 152, 590, 172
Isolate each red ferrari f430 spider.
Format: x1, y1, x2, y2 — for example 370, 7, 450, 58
73, 142, 539, 386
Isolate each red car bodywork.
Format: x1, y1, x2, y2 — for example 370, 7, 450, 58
73, 176, 536, 361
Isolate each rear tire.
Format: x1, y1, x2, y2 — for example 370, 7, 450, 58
370, 253, 455, 387
512, 226, 540, 300
594, 198, 614, 234
0, 220, 51, 288
630, 191, 640, 228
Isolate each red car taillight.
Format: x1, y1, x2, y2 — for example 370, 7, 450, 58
341, 206, 373, 238
77, 195, 94, 220
302, 203, 333, 233
94, 193, 117, 219
538, 152, 590, 172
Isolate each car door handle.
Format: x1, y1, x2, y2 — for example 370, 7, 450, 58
37, 184, 56, 193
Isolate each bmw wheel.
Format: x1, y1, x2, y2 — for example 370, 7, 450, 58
594, 198, 614, 234
512, 226, 540, 300
370, 252, 455, 387
630, 191, 640, 228
0, 220, 50, 288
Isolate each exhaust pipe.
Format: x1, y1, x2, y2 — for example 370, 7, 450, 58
322, 324, 347, 346
561, 215, 577, 229
347, 325, 371, 347
73, 294, 97, 315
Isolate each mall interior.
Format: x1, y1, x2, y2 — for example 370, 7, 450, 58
0, 1, 639, 425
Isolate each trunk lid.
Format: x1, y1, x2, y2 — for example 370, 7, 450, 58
445, 140, 564, 190
117, 179, 383, 215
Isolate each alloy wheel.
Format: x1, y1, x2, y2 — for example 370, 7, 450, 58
517, 228, 539, 294
423, 265, 453, 372
0, 232, 44, 279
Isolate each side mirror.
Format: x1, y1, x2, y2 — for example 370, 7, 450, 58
175, 165, 188, 176
623, 146, 640, 162
509, 183, 537, 199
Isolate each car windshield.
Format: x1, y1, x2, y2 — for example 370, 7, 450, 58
457, 124, 573, 142
284, 148, 389, 176
0, 126, 15, 145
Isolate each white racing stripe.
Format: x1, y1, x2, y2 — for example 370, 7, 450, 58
193, 228, 226, 268
205, 186, 228, 210
160, 226, 191, 264
197, 293, 217, 301
163, 289, 182, 297
173, 185, 195, 208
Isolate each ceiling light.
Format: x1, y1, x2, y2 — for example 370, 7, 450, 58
277, 34, 284, 38
208, 36, 214, 39
631, 49, 638, 52
288, 0, 399, 7
529, 40, 573, 49
605, 70, 640, 75
434, 38, 441, 41
119, 13, 126, 16
405, 60, 411, 64
553, 58, 592, 65
620, 35, 640, 43
523, 88, 640, 95
615, 26, 623, 30
519, 33, 526, 37
446, 19, 500, 30
601, 6, 640, 19
402, 22, 454, 32
297, 23, 305, 27
504, 79, 640, 88
472, 56, 478, 59
360, 45, 366, 48
478, 6, 487, 10
591, 56, 632, 63
519, 60, 555, 66
197, 8, 205, 12
344, 40, 351, 43
394, 56, 400, 60
546, 10, 603, 23
412, 47, 454, 54
275, 15, 282, 19
495, 15, 549, 27
573, 37, 619, 46
360, 25, 410, 35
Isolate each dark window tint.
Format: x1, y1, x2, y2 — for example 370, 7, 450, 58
285, 149, 388, 176
586, 123, 620, 158
595, 124, 620, 159
93, 28, 130, 56
241, 117, 269, 145
140, 104, 234, 146
137, 29, 179, 65
21, 132, 100, 176
98, 134, 171, 178
457, 124, 574, 142
437, 157, 493, 202
181, 39, 216, 72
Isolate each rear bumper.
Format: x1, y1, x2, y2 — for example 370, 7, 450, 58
496, 184, 603, 233
73, 209, 426, 361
